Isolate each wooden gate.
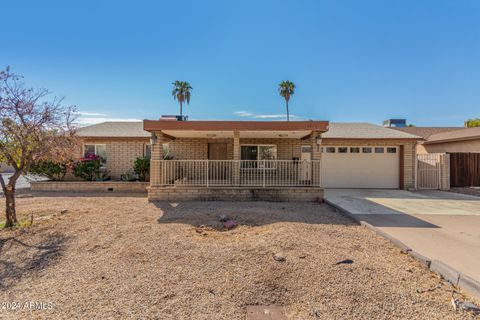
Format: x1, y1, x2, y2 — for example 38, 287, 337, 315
450, 153, 480, 187
417, 154, 442, 189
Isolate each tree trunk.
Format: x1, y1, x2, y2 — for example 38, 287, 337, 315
1, 172, 20, 228
4, 187, 17, 228
286, 100, 290, 121
180, 101, 183, 117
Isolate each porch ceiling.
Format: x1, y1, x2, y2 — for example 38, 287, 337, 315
161, 130, 312, 139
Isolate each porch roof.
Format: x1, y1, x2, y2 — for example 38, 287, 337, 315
143, 120, 329, 139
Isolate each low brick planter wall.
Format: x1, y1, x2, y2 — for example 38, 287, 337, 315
148, 186, 323, 202
31, 181, 149, 193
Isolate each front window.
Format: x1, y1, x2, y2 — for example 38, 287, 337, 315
144, 144, 151, 158
84, 144, 107, 163
241, 145, 277, 168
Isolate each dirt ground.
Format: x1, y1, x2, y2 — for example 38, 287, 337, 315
450, 187, 480, 198
0, 193, 478, 319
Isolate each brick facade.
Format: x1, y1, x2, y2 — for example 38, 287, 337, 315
163, 136, 307, 161
82, 134, 418, 191
81, 138, 149, 179
147, 186, 323, 202
31, 181, 149, 193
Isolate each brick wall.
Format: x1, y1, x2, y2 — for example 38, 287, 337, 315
148, 186, 323, 202
81, 138, 148, 179
162, 136, 306, 160
31, 181, 148, 193
440, 153, 450, 191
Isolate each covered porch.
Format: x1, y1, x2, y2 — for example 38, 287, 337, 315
143, 120, 328, 201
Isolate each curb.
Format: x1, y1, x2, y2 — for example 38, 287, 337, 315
323, 199, 360, 223
430, 260, 460, 286
409, 250, 431, 268
324, 198, 480, 301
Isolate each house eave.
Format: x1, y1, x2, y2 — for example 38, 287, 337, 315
143, 120, 329, 132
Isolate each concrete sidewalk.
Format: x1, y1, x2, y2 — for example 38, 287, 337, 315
325, 189, 480, 300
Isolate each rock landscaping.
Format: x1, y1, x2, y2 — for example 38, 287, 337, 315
0, 195, 478, 319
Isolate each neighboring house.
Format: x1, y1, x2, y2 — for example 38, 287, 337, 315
76, 122, 150, 179
392, 127, 480, 153
420, 127, 480, 153
76, 119, 421, 200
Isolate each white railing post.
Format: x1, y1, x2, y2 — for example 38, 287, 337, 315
262, 160, 266, 188
206, 159, 209, 187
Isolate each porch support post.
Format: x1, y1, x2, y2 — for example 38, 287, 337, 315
311, 131, 322, 186
233, 131, 240, 186
150, 131, 164, 186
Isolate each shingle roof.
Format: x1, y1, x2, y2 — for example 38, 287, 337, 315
391, 127, 464, 139
77, 121, 422, 140
424, 126, 480, 144
76, 122, 150, 138
322, 122, 421, 139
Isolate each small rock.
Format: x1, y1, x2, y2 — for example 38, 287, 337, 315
273, 253, 286, 262
452, 298, 480, 314
335, 259, 354, 265
60, 209, 68, 214
311, 308, 321, 318
218, 214, 229, 222
299, 254, 307, 259
224, 219, 237, 230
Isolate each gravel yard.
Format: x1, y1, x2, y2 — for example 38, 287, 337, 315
0, 194, 478, 319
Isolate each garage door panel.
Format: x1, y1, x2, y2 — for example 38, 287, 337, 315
323, 148, 399, 188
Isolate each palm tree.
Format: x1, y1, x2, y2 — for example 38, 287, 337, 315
172, 81, 192, 117
278, 80, 295, 121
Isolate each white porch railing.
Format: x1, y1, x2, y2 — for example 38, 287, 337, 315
151, 160, 322, 187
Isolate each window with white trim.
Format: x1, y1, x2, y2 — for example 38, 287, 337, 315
240, 145, 277, 168
84, 144, 107, 162
241, 145, 277, 160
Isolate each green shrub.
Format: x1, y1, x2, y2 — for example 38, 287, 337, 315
134, 156, 150, 181
121, 170, 138, 182
29, 160, 69, 180
73, 154, 110, 181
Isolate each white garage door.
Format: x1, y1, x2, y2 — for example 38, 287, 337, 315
322, 146, 399, 188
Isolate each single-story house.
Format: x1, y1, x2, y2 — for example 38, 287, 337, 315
77, 119, 421, 200
391, 126, 480, 154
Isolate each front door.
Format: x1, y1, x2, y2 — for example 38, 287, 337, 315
208, 143, 227, 160
208, 143, 228, 183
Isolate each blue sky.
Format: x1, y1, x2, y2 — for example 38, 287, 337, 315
2, 0, 479, 126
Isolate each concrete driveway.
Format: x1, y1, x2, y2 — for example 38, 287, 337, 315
325, 189, 480, 285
